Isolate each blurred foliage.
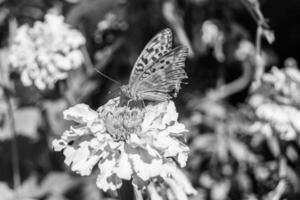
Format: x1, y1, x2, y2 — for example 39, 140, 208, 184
1, 0, 300, 200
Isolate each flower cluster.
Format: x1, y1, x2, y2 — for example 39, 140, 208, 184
8, 13, 85, 90
201, 20, 225, 62
234, 40, 255, 61
94, 11, 128, 45
248, 66, 300, 140
201, 20, 223, 47
52, 98, 189, 191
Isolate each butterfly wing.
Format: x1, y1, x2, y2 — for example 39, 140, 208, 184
135, 46, 188, 101
128, 28, 172, 89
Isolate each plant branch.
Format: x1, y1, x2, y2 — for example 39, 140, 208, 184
254, 25, 264, 84
205, 61, 254, 101
4, 91, 21, 192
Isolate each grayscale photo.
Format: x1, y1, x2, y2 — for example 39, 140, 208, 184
0, 0, 300, 199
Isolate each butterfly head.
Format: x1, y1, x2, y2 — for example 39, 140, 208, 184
120, 84, 136, 100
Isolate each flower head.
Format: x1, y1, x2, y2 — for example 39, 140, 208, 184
234, 40, 255, 61
53, 98, 189, 191
8, 13, 85, 90
201, 20, 223, 46
249, 66, 300, 140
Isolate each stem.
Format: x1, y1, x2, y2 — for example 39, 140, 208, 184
1, 16, 21, 196
240, 0, 268, 28
206, 61, 253, 101
4, 91, 21, 192
241, 0, 268, 88
254, 25, 263, 82
117, 180, 135, 200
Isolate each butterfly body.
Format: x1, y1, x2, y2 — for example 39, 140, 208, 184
121, 28, 188, 102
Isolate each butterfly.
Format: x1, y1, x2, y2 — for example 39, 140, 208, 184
120, 28, 188, 102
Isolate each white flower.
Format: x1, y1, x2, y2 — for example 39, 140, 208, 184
262, 29, 275, 44
250, 67, 300, 140
53, 98, 189, 191
201, 20, 223, 46
8, 13, 86, 90
234, 40, 255, 61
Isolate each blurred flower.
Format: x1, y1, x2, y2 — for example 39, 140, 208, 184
284, 57, 298, 69
262, 29, 275, 44
234, 40, 255, 61
201, 20, 225, 62
53, 98, 189, 191
8, 13, 85, 90
249, 67, 300, 140
261, 67, 300, 105
201, 20, 223, 46
94, 11, 128, 45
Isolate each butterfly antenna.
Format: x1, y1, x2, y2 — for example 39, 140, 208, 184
94, 68, 121, 85
108, 87, 121, 95
141, 100, 147, 111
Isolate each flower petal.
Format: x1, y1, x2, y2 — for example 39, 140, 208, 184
97, 153, 122, 191
63, 104, 98, 124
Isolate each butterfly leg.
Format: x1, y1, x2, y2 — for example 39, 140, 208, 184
127, 99, 133, 107
141, 100, 148, 112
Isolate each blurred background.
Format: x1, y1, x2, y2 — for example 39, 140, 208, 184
1, 0, 300, 199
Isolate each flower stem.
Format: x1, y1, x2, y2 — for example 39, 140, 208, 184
254, 25, 263, 82
4, 16, 21, 196
4, 90, 21, 192
117, 180, 135, 200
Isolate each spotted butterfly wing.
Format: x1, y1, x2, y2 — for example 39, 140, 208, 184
135, 46, 188, 101
121, 28, 188, 101
128, 28, 172, 89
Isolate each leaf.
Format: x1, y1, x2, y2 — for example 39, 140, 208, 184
0, 182, 14, 200
82, 175, 103, 200
14, 107, 41, 140
46, 194, 69, 200
286, 145, 298, 162
191, 134, 216, 152
18, 173, 80, 199
43, 99, 70, 136
17, 174, 41, 198
228, 138, 257, 163
39, 172, 80, 195
266, 134, 280, 158
165, 178, 189, 200
0, 101, 41, 141
210, 181, 230, 200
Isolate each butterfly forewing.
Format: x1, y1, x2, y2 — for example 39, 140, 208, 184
128, 28, 172, 88
135, 46, 188, 101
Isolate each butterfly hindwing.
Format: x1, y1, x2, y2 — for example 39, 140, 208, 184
128, 28, 172, 88
135, 46, 188, 101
